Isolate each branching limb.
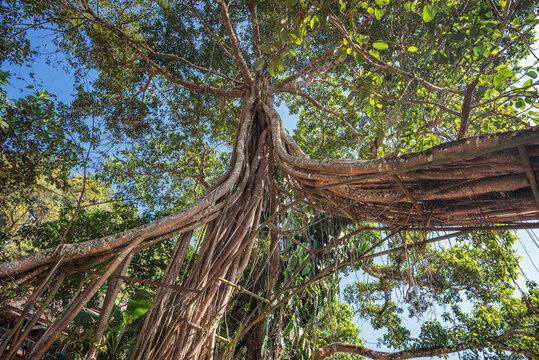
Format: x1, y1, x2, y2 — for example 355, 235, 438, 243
248, 0, 262, 59
329, 16, 464, 96
272, 47, 339, 91
273, 57, 345, 93
281, 88, 360, 135
146, 50, 246, 85
382, 97, 460, 117
217, 0, 255, 85
180, 0, 235, 60
72, 2, 244, 98
361, 265, 466, 291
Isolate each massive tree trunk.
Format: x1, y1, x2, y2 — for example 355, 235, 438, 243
131, 96, 271, 359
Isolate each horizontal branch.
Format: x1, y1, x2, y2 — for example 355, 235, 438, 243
315, 342, 485, 360
0, 94, 257, 279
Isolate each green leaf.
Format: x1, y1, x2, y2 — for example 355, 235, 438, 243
289, 254, 298, 269
375, 8, 384, 19
125, 290, 152, 321
310, 15, 319, 30
369, 50, 380, 59
357, 34, 370, 44
422, 4, 439, 22
301, 262, 312, 275
375, 0, 389, 6
527, 71, 537, 79
253, 58, 265, 71
0, 118, 7, 132
283, 319, 294, 337
478, 74, 491, 85
73, 310, 98, 326
339, 0, 346, 12
269, 57, 278, 77
496, 64, 513, 78
279, 29, 288, 42
373, 41, 388, 50
404, 1, 416, 11
408, 46, 418, 53
492, 74, 505, 88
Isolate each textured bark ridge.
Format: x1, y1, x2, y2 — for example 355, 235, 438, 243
2, 96, 539, 359
267, 98, 539, 226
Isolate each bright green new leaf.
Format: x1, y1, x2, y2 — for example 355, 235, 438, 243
422, 4, 439, 22
369, 49, 380, 59
496, 64, 514, 78
373, 41, 388, 50
125, 290, 152, 321
310, 15, 319, 30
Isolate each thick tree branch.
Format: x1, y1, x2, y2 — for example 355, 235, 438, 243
248, 0, 262, 59
218, 0, 255, 85
314, 342, 486, 360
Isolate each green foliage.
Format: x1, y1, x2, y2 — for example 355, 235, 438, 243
0, 76, 79, 192
66, 289, 152, 360
124, 289, 151, 322
0, 73, 83, 241
344, 231, 539, 354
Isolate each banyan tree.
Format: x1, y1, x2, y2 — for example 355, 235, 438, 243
1, 0, 539, 359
